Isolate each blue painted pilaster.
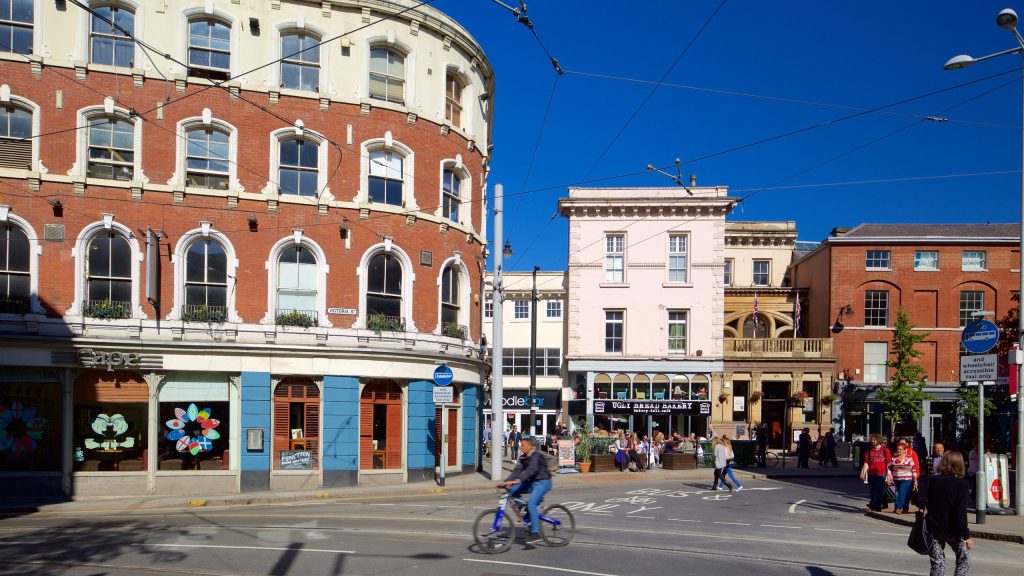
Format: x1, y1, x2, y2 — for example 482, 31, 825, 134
240, 372, 271, 492
322, 376, 359, 487
462, 385, 478, 472
407, 379, 436, 482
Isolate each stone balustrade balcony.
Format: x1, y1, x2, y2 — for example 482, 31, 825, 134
724, 337, 834, 359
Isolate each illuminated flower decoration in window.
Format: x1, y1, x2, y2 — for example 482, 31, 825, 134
165, 403, 221, 455
84, 413, 135, 450
0, 401, 47, 458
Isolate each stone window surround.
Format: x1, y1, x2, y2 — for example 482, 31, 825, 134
433, 253, 469, 335
0, 207, 43, 315
273, 20, 329, 96
265, 125, 329, 199
356, 133, 416, 209
167, 224, 241, 322
76, 0, 144, 69
261, 230, 332, 327
72, 100, 145, 185
178, 7, 238, 79
354, 238, 416, 332
436, 155, 469, 225
362, 33, 415, 105
170, 111, 239, 194
0, 86, 40, 174
67, 215, 145, 319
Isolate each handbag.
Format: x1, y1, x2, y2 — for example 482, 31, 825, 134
907, 510, 932, 554
884, 483, 897, 504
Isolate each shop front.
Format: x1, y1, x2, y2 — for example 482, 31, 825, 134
483, 388, 562, 438
593, 398, 712, 439
0, 369, 63, 496
578, 369, 717, 438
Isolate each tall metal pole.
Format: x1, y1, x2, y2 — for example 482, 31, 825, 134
977, 380, 986, 524
529, 266, 540, 438
1016, 50, 1024, 516
490, 184, 506, 482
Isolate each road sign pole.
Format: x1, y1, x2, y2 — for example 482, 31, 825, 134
440, 402, 446, 487
977, 381, 986, 524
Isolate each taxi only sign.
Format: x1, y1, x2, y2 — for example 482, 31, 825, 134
960, 354, 997, 383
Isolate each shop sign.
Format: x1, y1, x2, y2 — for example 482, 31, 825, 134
484, 389, 561, 410
51, 349, 163, 371
279, 450, 312, 470
593, 399, 712, 415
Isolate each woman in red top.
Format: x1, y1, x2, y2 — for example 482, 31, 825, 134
859, 434, 892, 512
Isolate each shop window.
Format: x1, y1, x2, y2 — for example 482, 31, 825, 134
633, 374, 650, 399
612, 373, 630, 400
690, 375, 709, 400
731, 381, 748, 422
85, 231, 133, 318
593, 374, 611, 400
158, 374, 230, 470
802, 382, 817, 423
273, 378, 319, 470
90, 4, 134, 67
0, 0, 33, 55
0, 223, 31, 313
434, 386, 460, 467
651, 374, 669, 400
72, 372, 148, 472
281, 31, 321, 91
360, 380, 402, 470
0, 378, 61, 472
0, 104, 32, 170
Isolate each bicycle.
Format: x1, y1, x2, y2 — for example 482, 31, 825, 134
756, 448, 780, 467
473, 487, 576, 553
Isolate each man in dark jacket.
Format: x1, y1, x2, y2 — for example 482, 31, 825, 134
797, 428, 812, 468
508, 426, 522, 461
498, 436, 552, 543
818, 427, 839, 467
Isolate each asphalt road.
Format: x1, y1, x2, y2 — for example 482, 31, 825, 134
0, 476, 1019, 576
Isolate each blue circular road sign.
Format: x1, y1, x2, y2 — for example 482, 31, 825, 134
433, 364, 454, 386
962, 320, 999, 354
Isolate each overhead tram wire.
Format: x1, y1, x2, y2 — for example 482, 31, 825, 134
517, 73, 1024, 278
564, 69, 1021, 130
576, 0, 729, 184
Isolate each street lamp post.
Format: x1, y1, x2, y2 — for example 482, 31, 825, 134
944, 7, 1024, 517
529, 266, 540, 439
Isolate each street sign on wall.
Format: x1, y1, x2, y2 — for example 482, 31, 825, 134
962, 320, 999, 354
960, 354, 998, 382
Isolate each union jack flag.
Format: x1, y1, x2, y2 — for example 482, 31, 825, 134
795, 297, 801, 333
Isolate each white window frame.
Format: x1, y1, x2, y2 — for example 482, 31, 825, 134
667, 309, 687, 354
74, 103, 144, 183
441, 64, 474, 134
545, 300, 562, 320
484, 298, 493, 319
865, 250, 891, 271
959, 290, 985, 327
605, 310, 624, 353
176, 8, 235, 78
752, 259, 771, 287
167, 226, 240, 322
80, 0, 142, 69
962, 250, 987, 272
0, 210, 42, 315
173, 113, 238, 193
435, 255, 470, 335
864, 289, 889, 327
357, 135, 416, 209
667, 233, 688, 283
363, 35, 415, 107
605, 234, 625, 283
261, 232, 331, 327
68, 217, 144, 318
863, 342, 888, 384
437, 156, 469, 225
513, 299, 529, 320
0, 0, 39, 56
914, 250, 939, 271
274, 22, 328, 94
0, 92, 40, 173
267, 126, 328, 199
723, 258, 733, 286
355, 240, 416, 331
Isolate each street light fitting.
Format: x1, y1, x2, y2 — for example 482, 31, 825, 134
998, 8, 1019, 29
502, 240, 513, 258
944, 54, 976, 70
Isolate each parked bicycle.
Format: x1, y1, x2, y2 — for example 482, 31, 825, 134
756, 448, 781, 467
473, 487, 576, 553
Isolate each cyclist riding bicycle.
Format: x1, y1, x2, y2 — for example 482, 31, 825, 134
496, 436, 551, 543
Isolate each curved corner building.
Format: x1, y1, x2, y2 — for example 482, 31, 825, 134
0, 0, 493, 496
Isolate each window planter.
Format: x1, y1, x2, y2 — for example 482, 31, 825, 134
367, 313, 404, 334
84, 299, 131, 319
442, 322, 467, 340
275, 309, 317, 328
789, 391, 810, 408
181, 305, 227, 323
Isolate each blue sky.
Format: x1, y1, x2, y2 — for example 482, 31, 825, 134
434, 1, 1024, 272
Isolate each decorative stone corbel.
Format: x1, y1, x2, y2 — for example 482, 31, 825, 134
406, 112, 417, 125
73, 60, 87, 80
174, 74, 187, 92
132, 68, 144, 87
409, 20, 420, 35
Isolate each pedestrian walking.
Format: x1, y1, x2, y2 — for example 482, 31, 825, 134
818, 427, 839, 467
508, 426, 522, 461
711, 437, 733, 491
721, 437, 744, 491
859, 434, 892, 512
923, 450, 973, 576
889, 442, 918, 514
797, 427, 812, 468
483, 423, 492, 459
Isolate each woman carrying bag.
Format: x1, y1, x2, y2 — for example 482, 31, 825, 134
923, 451, 972, 576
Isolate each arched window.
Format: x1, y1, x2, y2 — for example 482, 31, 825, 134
367, 252, 402, 321
369, 45, 405, 104
281, 31, 320, 91
368, 149, 403, 206
0, 223, 30, 313
85, 231, 132, 318
87, 116, 135, 180
185, 127, 229, 190
440, 264, 460, 329
276, 245, 317, 326
188, 18, 231, 80
183, 239, 227, 321
0, 104, 32, 170
445, 71, 463, 127
1, 0, 33, 55
90, 4, 134, 67
279, 138, 319, 197
441, 167, 461, 222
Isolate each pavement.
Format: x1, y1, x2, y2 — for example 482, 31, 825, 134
3, 455, 1022, 545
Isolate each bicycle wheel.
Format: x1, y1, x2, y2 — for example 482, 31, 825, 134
766, 452, 779, 467
539, 504, 575, 546
473, 509, 514, 554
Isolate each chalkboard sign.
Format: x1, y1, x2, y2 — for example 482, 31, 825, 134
279, 450, 312, 470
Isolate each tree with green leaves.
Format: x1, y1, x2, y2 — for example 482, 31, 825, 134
876, 306, 933, 439
955, 386, 996, 420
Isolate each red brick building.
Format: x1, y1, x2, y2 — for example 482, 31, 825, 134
791, 224, 1019, 444
0, 0, 492, 497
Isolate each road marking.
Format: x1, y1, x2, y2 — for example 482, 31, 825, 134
465, 558, 619, 576
629, 516, 655, 519
368, 503, 394, 507
871, 532, 905, 536
0, 541, 41, 545
788, 499, 806, 513
815, 528, 855, 533
133, 543, 355, 554
760, 524, 801, 529
584, 512, 613, 516
667, 518, 701, 523
714, 521, 750, 526
401, 504, 430, 507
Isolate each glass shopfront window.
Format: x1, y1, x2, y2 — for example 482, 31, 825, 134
158, 374, 230, 470
0, 378, 61, 472
73, 372, 148, 472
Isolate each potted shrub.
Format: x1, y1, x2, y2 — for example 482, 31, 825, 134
789, 390, 810, 407
749, 390, 763, 404
820, 393, 837, 406
87, 299, 129, 319
276, 310, 317, 328
182, 306, 226, 323
442, 322, 466, 339
718, 392, 730, 404
367, 313, 403, 334
574, 419, 592, 472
